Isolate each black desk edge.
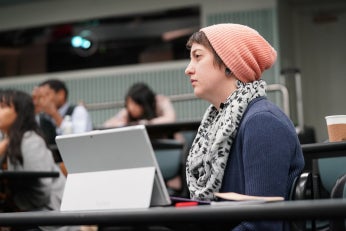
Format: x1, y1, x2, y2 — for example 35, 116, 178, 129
301, 141, 346, 170
94, 120, 201, 135
302, 141, 346, 157
0, 199, 346, 226
0, 171, 60, 179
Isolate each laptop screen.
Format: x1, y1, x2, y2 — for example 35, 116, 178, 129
56, 125, 171, 207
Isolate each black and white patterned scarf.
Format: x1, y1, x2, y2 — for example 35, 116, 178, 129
186, 80, 267, 200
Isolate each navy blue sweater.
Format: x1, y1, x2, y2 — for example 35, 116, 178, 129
220, 97, 305, 231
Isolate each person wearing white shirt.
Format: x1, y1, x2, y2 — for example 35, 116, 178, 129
58, 102, 93, 135
33, 79, 93, 176
34, 79, 92, 141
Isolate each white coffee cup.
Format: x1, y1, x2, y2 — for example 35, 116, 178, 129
325, 115, 346, 142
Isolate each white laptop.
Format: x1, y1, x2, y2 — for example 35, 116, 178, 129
55, 125, 171, 211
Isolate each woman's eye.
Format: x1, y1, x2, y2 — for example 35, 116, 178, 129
194, 54, 201, 59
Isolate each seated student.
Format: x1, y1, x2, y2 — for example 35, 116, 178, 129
33, 79, 93, 176
103, 82, 176, 128
34, 79, 93, 145
103, 83, 184, 195
184, 23, 305, 230
0, 89, 79, 231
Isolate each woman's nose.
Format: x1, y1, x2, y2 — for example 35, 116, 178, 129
185, 62, 194, 76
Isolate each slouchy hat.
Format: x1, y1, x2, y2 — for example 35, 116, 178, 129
200, 23, 277, 83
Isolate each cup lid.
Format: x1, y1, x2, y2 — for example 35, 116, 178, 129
325, 115, 346, 125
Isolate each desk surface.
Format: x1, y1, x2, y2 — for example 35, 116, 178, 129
97, 120, 200, 133
302, 141, 346, 159
0, 171, 59, 179
145, 120, 200, 134
0, 199, 346, 226
95, 120, 200, 140
301, 141, 346, 170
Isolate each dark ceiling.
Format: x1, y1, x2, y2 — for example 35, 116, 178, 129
0, 0, 43, 6
0, 5, 200, 76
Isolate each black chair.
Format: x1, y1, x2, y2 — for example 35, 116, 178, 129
290, 171, 313, 201
316, 157, 346, 199
294, 142, 346, 231
330, 173, 346, 231
306, 157, 346, 231
151, 139, 184, 196
289, 167, 346, 231
290, 171, 313, 231
153, 141, 183, 181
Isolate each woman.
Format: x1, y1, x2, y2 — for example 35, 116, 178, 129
0, 89, 78, 231
184, 24, 304, 230
103, 82, 176, 127
103, 83, 185, 195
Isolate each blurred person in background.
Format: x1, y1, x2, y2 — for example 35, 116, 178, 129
33, 79, 93, 176
103, 82, 176, 128
103, 82, 184, 195
34, 79, 93, 145
0, 89, 79, 231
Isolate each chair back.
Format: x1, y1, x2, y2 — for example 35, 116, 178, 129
329, 173, 346, 231
152, 139, 184, 181
155, 149, 182, 180
289, 171, 313, 231
289, 171, 312, 201
318, 157, 346, 194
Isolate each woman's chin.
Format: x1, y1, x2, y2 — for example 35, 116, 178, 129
193, 89, 203, 99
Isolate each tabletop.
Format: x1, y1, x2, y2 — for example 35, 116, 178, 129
0, 199, 345, 227
0, 170, 59, 179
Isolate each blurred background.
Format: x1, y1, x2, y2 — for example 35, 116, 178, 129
0, 0, 345, 142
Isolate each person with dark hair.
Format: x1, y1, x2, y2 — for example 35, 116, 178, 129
34, 78, 93, 145
33, 79, 93, 176
184, 24, 304, 230
103, 83, 183, 195
103, 82, 176, 127
0, 89, 79, 231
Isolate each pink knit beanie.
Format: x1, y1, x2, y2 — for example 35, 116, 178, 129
201, 23, 277, 83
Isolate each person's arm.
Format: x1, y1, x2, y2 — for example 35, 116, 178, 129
17, 132, 54, 210
242, 113, 294, 197
148, 95, 176, 124
49, 109, 64, 128
103, 108, 128, 128
233, 112, 299, 231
